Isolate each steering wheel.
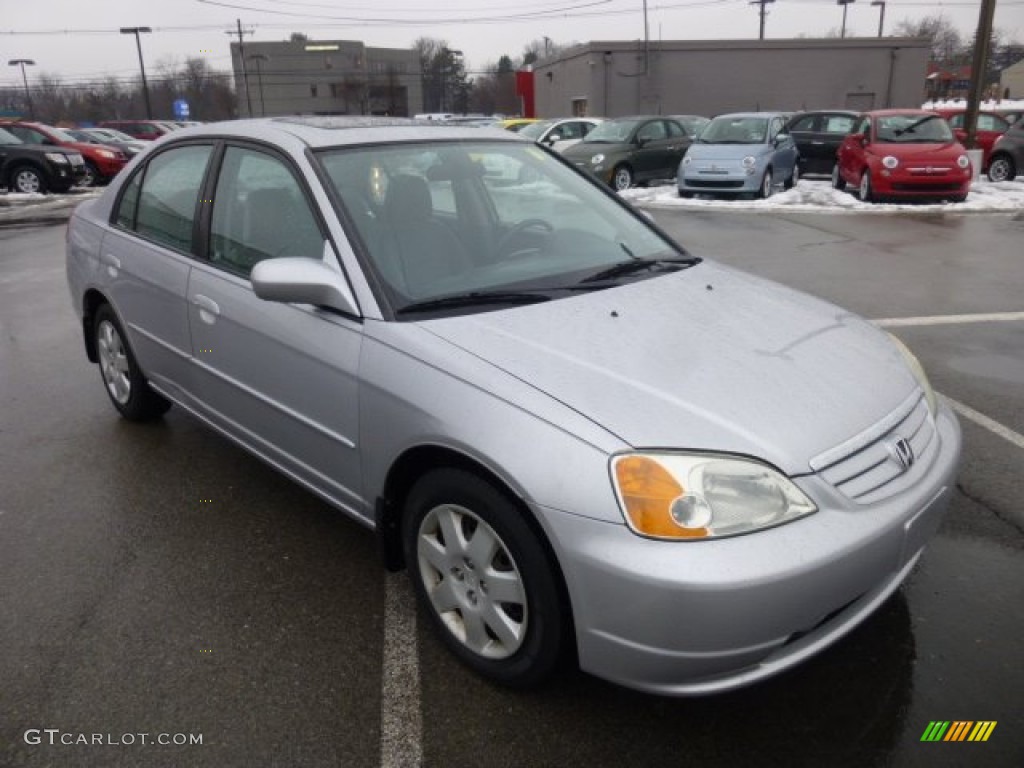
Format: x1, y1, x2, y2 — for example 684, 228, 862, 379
496, 218, 554, 258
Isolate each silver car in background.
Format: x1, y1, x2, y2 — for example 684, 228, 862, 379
66, 117, 960, 695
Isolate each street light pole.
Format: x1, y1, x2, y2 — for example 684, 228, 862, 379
870, 1, 886, 37
8, 59, 36, 120
120, 27, 153, 119
837, 0, 855, 39
248, 53, 269, 116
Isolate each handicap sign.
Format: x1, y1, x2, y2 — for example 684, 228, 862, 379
173, 99, 190, 120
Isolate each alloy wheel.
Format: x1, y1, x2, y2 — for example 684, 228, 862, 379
97, 319, 132, 405
13, 168, 43, 194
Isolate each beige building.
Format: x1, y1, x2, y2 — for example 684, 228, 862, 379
533, 38, 930, 118
1001, 59, 1024, 100
230, 40, 422, 117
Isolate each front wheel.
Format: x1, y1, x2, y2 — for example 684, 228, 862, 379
758, 169, 773, 199
93, 304, 171, 421
831, 164, 846, 191
611, 164, 633, 191
784, 163, 799, 190
403, 468, 567, 688
10, 165, 46, 194
987, 155, 1016, 183
80, 161, 101, 188
859, 170, 874, 203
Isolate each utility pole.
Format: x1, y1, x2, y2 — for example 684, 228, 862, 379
248, 53, 269, 116
964, 0, 998, 150
838, 0, 855, 39
749, 0, 775, 41
870, 0, 886, 38
120, 28, 152, 119
227, 19, 255, 117
8, 59, 36, 120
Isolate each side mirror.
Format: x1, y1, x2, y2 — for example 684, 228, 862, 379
547, 134, 560, 144
251, 256, 359, 316
774, 133, 790, 146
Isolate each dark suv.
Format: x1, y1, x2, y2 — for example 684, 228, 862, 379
0, 121, 129, 186
0, 126, 86, 193
987, 117, 1024, 182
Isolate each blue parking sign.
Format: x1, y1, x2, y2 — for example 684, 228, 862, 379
173, 99, 190, 120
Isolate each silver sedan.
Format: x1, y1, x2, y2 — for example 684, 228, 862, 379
66, 117, 960, 695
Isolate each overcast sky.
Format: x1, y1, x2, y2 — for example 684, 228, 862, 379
3, 0, 1023, 88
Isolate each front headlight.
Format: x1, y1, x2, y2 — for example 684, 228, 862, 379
590, 153, 605, 165
44, 152, 69, 164
96, 149, 116, 159
882, 155, 899, 169
611, 453, 817, 540
957, 155, 970, 169
888, 334, 937, 416
742, 155, 756, 168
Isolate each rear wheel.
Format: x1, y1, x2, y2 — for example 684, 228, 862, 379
403, 468, 567, 688
987, 155, 1016, 182
831, 164, 846, 191
611, 164, 633, 191
859, 170, 874, 203
93, 304, 171, 421
10, 165, 46, 194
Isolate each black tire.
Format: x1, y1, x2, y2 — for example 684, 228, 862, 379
93, 304, 171, 421
859, 169, 874, 203
831, 164, 846, 191
10, 165, 47, 194
784, 163, 799, 190
403, 468, 567, 688
987, 154, 1016, 183
611, 164, 633, 191
757, 168, 773, 199
81, 161, 101, 188
678, 189, 694, 198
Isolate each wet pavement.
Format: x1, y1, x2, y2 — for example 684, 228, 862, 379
2, 213, 1022, 767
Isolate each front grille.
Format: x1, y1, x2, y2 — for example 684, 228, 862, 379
68, 154, 84, 166
890, 183, 962, 193
810, 390, 938, 504
686, 179, 745, 189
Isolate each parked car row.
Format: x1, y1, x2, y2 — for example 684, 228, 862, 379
0, 119, 202, 194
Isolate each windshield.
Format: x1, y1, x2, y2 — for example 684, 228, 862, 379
316, 141, 692, 316
699, 116, 769, 144
875, 114, 954, 143
518, 120, 555, 140
50, 127, 78, 142
583, 119, 641, 143
0, 127, 23, 145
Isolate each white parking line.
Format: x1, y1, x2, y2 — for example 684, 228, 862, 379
873, 311, 1024, 328
942, 395, 1024, 451
380, 572, 423, 768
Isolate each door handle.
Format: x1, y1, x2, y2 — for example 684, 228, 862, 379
100, 253, 121, 277
191, 294, 220, 324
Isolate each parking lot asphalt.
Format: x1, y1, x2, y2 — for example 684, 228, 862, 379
2, 213, 1022, 768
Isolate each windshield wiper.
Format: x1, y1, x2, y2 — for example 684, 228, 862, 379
396, 290, 553, 315
578, 256, 698, 284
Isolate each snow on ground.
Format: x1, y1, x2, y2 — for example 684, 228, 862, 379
621, 177, 1024, 214
0, 188, 102, 226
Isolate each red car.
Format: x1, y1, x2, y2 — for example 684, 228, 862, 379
931, 108, 1011, 170
832, 110, 971, 203
99, 120, 177, 141
0, 121, 129, 186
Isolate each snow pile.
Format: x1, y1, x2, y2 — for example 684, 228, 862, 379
621, 178, 1024, 214
922, 98, 1024, 112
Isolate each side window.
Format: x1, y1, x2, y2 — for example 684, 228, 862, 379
825, 115, 855, 134
11, 126, 44, 144
790, 115, 818, 132
977, 114, 1006, 131
133, 145, 212, 253
666, 120, 686, 138
115, 169, 144, 229
769, 118, 784, 139
637, 121, 667, 142
856, 117, 871, 136
209, 146, 324, 277
948, 114, 965, 129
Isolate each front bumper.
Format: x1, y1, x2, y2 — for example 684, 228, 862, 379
678, 165, 762, 194
540, 402, 961, 695
874, 168, 971, 198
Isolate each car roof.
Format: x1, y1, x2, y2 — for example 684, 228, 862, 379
711, 112, 788, 119
863, 109, 937, 117
160, 116, 526, 149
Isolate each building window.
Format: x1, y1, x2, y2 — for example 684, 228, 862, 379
311, 84, 318, 98
571, 98, 588, 117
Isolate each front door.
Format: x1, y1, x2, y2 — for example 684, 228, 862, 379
187, 144, 365, 516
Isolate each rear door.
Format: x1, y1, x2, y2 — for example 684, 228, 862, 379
101, 142, 215, 403
186, 142, 365, 514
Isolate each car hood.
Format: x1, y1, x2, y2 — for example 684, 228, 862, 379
419, 262, 916, 475
687, 143, 771, 161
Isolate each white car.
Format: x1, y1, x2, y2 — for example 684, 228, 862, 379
518, 117, 604, 152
